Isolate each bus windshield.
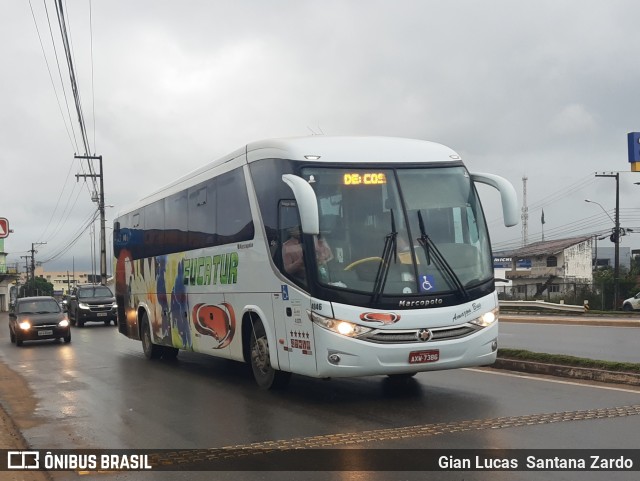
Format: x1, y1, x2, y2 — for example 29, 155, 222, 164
302, 166, 493, 298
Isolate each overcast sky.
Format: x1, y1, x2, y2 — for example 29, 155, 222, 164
2, 0, 640, 274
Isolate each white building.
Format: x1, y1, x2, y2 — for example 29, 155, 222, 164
501, 236, 593, 300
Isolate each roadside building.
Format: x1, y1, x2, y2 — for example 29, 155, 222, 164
31, 266, 96, 297
0, 238, 19, 311
497, 236, 593, 302
593, 246, 631, 270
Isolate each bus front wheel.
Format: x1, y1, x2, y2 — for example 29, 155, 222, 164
249, 319, 291, 389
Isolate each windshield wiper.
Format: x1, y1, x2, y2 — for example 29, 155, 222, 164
371, 209, 398, 304
416, 210, 469, 301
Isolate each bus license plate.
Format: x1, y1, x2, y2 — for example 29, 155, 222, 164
409, 350, 439, 364
38, 330, 53, 336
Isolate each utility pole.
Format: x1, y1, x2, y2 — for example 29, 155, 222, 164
595, 172, 620, 310
29, 242, 46, 295
20, 255, 30, 296
521, 176, 529, 246
30, 242, 46, 280
75, 154, 106, 285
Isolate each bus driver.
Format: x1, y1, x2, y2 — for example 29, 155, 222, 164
283, 226, 333, 283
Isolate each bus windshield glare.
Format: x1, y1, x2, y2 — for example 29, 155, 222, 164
302, 166, 493, 298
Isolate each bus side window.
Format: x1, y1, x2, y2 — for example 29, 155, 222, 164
278, 201, 308, 289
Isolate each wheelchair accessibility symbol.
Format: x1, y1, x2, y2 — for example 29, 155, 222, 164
419, 275, 436, 293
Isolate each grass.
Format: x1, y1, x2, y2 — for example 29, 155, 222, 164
497, 348, 640, 374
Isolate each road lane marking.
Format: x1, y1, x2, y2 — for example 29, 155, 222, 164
464, 368, 640, 394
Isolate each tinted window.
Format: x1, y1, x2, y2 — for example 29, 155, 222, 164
165, 191, 189, 252
216, 168, 254, 244
188, 180, 217, 249
116, 166, 254, 257
249, 158, 297, 261
18, 299, 60, 314
144, 200, 165, 257
78, 286, 114, 298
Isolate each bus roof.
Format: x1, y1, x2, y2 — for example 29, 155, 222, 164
245, 136, 461, 164
119, 136, 462, 216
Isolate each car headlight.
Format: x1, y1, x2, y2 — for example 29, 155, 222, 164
111, 301, 118, 309
469, 307, 499, 328
59, 319, 70, 328
309, 311, 373, 338
78, 302, 90, 310
19, 320, 31, 330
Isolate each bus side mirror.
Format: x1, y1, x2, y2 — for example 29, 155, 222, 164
471, 172, 519, 227
282, 174, 320, 235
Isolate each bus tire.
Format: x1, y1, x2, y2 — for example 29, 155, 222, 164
387, 372, 417, 380
141, 313, 162, 360
162, 346, 179, 360
249, 319, 291, 389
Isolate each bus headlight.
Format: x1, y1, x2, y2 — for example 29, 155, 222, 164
309, 311, 373, 338
469, 307, 499, 328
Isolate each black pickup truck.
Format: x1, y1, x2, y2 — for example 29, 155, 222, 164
67, 284, 118, 327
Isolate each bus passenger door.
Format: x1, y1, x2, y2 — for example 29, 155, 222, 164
274, 285, 317, 376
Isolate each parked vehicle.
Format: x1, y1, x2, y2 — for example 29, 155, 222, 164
9, 296, 71, 346
67, 284, 118, 327
622, 292, 640, 311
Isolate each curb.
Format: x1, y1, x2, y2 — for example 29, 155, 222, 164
493, 358, 640, 387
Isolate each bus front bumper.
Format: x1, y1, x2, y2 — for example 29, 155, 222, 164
312, 321, 498, 378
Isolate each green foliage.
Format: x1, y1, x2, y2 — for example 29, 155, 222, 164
20, 277, 54, 297
589, 265, 640, 310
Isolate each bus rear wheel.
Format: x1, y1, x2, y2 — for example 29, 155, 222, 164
249, 319, 290, 389
141, 313, 162, 360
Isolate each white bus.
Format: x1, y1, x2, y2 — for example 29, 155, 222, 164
114, 136, 518, 389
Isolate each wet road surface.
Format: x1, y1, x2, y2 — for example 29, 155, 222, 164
499, 322, 640, 362
0, 314, 639, 480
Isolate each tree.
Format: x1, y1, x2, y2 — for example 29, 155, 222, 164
20, 277, 54, 297
591, 264, 639, 310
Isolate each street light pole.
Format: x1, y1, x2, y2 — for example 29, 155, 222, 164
594, 172, 620, 310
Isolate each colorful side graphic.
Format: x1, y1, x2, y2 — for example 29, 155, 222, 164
192, 302, 236, 349
115, 250, 240, 351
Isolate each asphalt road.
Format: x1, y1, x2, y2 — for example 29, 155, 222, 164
499, 322, 640, 363
0, 313, 640, 481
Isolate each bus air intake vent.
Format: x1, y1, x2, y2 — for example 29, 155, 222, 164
361, 324, 479, 344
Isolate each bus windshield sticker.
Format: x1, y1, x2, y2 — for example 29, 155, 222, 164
419, 274, 436, 293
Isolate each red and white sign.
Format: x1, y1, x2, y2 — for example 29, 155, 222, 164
0, 218, 9, 238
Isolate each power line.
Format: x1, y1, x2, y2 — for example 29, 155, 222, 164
41, 0, 80, 153
40, 209, 99, 264
55, 0, 91, 156
28, 0, 76, 151
89, 0, 96, 153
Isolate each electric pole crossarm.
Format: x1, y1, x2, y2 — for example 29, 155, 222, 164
75, 154, 107, 285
